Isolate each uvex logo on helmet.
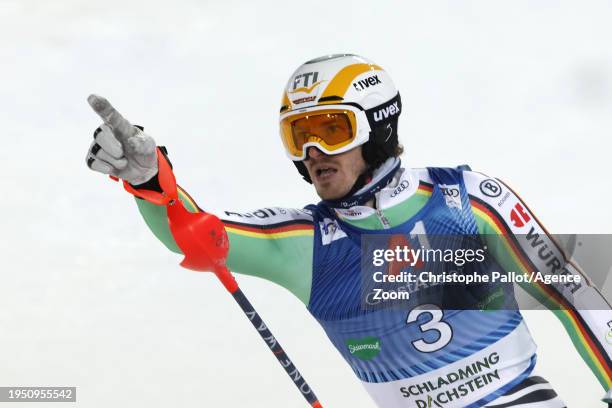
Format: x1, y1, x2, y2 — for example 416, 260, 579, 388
373, 101, 400, 122
352, 74, 382, 92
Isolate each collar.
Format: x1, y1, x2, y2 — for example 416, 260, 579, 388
321, 157, 401, 209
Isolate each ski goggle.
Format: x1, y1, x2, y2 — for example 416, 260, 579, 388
279, 105, 371, 161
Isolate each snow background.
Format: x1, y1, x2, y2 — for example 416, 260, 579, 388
1, 0, 611, 406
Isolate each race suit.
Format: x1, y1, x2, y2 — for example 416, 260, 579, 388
135, 165, 611, 407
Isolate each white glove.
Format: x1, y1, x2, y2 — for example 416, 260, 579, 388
85, 94, 158, 185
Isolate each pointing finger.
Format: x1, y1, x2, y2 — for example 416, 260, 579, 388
87, 94, 136, 142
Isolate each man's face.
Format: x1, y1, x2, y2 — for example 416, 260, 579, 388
303, 146, 368, 200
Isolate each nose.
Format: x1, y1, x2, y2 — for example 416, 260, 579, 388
307, 146, 324, 159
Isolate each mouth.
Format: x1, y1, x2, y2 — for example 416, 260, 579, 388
311, 163, 338, 182
315, 167, 338, 179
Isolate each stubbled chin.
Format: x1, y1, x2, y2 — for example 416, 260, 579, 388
314, 179, 352, 200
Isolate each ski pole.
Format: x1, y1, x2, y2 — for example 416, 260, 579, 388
165, 198, 323, 408
213, 265, 322, 408
87, 95, 322, 406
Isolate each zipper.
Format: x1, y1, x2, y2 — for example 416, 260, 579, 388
373, 191, 391, 229
375, 209, 391, 229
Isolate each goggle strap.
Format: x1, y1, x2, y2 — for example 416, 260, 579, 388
364, 92, 402, 129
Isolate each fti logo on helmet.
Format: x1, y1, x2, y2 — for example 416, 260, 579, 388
292, 71, 320, 92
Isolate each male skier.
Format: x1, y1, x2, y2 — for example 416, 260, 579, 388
86, 54, 611, 407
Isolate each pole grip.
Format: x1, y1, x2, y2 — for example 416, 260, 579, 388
214, 266, 238, 293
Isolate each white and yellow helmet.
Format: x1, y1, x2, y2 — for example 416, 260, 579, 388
279, 54, 402, 182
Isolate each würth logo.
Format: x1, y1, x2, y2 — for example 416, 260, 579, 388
373, 102, 400, 122
510, 202, 531, 227
353, 74, 381, 91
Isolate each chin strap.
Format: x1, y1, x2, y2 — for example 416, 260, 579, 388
321, 157, 401, 209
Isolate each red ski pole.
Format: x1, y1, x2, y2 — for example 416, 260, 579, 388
166, 200, 323, 408
118, 148, 322, 407
88, 94, 321, 405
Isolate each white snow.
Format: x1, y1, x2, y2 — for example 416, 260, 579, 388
1, 1, 611, 406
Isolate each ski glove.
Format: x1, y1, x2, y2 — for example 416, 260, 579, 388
85, 94, 158, 185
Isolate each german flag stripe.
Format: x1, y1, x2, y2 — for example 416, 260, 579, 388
419, 181, 434, 194
223, 219, 314, 239
225, 225, 314, 239
494, 180, 612, 372
175, 187, 313, 239
470, 195, 612, 386
223, 219, 313, 232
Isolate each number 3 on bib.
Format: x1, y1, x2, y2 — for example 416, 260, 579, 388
406, 304, 453, 352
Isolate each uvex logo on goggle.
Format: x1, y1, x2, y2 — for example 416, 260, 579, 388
290, 71, 322, 94
373, 101, 400, 122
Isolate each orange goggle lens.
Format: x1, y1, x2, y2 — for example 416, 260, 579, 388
280, 109, 358, 159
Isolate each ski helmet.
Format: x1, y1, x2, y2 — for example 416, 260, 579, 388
279, 54, 402, 183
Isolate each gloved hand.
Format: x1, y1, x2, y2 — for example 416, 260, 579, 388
85, 94, 158, 185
